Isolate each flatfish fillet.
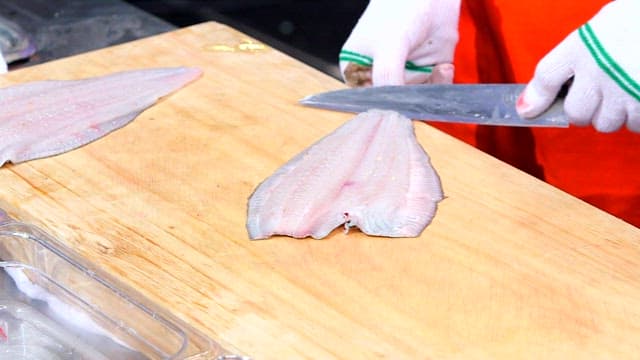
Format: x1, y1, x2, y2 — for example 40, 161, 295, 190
0, 67, 202, 167
247, 109, 443, 240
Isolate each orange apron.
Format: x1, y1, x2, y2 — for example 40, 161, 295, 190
432, 0, 640, 227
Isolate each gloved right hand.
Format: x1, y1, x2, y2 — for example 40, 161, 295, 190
340, 0, 461, 87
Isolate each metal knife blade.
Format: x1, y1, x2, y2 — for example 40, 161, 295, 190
300, 84, 568, 128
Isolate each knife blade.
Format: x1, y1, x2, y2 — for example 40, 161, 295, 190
300, 84, 568, 128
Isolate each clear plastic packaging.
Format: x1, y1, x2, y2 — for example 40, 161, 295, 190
0, 209, 236, 360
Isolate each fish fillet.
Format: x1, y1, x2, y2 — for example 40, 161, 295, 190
247, 109, 444, 240
0, 67, 202, 166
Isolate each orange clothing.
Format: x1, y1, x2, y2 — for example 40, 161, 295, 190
431, 0, 640, 227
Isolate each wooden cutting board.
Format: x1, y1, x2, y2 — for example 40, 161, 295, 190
1, 22, 640, 359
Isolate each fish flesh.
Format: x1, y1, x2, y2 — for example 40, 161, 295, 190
0, 67, 202, 167
247, 109, 443, 240
247, 109, 444, 240
0, 67, 201, 166
0, 207, 9, 224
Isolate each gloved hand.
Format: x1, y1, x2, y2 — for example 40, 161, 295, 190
0, 50, 7, 74
340, 0, 461, 87
517, 0, 640, 133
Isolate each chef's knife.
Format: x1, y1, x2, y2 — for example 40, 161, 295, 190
300, 84, 568, 128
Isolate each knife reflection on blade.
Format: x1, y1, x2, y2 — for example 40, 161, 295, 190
300, 84, 568, 128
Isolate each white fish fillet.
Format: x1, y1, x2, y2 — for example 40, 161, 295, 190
247, 109, 444, 240
0, 67, 202, 166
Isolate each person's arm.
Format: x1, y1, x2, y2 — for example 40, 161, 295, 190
517, 0, 640, 133
339, 0, 461, 87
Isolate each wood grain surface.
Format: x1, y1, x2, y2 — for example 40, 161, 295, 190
1, 22, 639, 359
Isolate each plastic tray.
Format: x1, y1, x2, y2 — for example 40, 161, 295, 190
0, 210, 241, 360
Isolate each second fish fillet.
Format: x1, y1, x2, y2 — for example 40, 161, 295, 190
0, 67, 202, 167
247, 109, 444, 240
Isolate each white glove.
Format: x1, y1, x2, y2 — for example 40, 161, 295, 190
340, 0, 461, 86
0, 50, 7, 74
517, 0, 640, 133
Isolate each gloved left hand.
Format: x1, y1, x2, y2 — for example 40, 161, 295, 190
339, 0, 461, 87
517, 0, 640, 132
0, 51, 7, 74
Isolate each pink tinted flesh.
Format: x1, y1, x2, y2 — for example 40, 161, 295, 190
247, 109, 444, 240
0, 67, 202, 166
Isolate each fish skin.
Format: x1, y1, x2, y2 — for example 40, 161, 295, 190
0, 67, 202, 166
247, 109, 444, 240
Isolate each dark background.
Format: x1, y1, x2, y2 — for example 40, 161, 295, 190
124, 0, 368, 77
0, 0, 367, 76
